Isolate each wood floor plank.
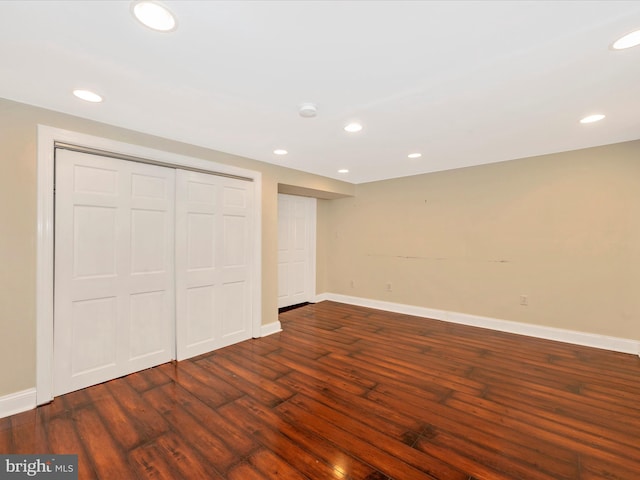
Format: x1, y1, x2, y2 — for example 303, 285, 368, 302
125, 364, 172, 393
105, 376, 170, 441
227, 462, 269, 480
445, 391, 640, 468
581, 382, 640, 411
484, 388, 640, 444
276, 397, 443, 480
9, 410, 48, 454
366, 380, 581, 467
287, 393, 471, 480
579, 454, 640, 480
221, 347, 291, 379
73, 407, 134, 479
143, 383, 238, 473
470, 365, 640, 422
155, 433, 225, 480
258, 333, 333, 360
2, 301, 639, 479
161, 381, 259, 457
227, 462, 267, 480
60, 388, 93, 411
204, 354, 295, 403
220, 399, 357, 479
47, 416, 97, 480
129, 443, 179, 480
0, 417, 13, 452
223, 336, 281, 357
34, 397, 67, 423
156, 361, 234, 408
414, 429, 573, 480
87, 383, 144, 451
195, 356, 286, 407
268, 348, 377, 395
247, 449, 309, 480
276, 369, 424, 441
223, 395, 381, 480
189, 357, 246, 401
324, 351, 478, 397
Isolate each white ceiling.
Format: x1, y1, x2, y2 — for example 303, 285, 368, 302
1, 1, 640, 184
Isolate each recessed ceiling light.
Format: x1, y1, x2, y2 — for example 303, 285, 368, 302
132, 1, 177, 32
273, 149, 288, 155
580, 114, 605, 124
73, 89, 103, 103
612, 29, 640, 50
407, 153, 422, 159
338, 169, 349, 173
344, 123, 363, 133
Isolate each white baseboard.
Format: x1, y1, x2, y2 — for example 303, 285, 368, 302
260, 321, 282, 337
320, 293, 640, 356
0, 388, 37, 419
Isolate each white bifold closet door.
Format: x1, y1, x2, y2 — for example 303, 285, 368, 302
54, 150, 176, 396
54, 149, 254, 396
175, 170, 253, 360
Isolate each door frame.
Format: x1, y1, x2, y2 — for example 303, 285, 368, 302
36, 125, 262, 405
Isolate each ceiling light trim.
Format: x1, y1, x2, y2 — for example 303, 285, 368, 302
611, 29, 640, 50
72, 89, 103, 103
579, 114, 605, 124
344, 122, 363, 133
131, 1, 177, 32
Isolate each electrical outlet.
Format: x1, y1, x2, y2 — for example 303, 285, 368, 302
386, 282, 392, 292
520, 295, 528, 306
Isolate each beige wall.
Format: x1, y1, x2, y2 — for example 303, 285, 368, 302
0, 98, 354, 397
325, 140, 640, 341
0, 101, 38, 396
2, 94, 638, 400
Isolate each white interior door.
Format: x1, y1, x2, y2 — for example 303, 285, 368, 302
277, 194, 316, 308
54, 149, 175, 396
175, 170, 253, 360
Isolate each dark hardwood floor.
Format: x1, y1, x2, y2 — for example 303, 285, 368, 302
2, 301, 640, 479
